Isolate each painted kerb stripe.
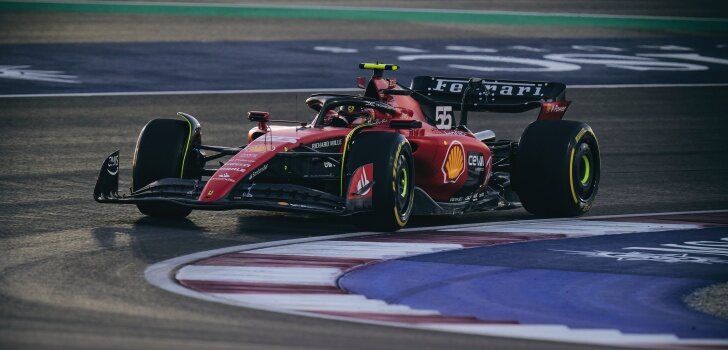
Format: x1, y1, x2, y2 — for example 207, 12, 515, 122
145, 210, 728, 348
2, 1, 727, 32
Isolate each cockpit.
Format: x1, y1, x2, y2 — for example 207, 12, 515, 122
306, 95, 398, 128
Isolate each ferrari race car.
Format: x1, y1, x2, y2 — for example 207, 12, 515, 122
94, 63, 600, 231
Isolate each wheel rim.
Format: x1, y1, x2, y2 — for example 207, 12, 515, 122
579, 155, 591, 185
573, 141, 597, 201
399, 167, 408, 197
394, 154, 413, 216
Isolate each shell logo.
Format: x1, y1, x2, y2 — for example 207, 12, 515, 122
441, 140, 465, 183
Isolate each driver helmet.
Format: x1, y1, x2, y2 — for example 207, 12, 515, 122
338, 105, 369, 123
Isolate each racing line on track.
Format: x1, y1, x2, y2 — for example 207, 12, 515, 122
147, 211, 728, 349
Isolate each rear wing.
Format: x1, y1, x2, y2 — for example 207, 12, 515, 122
409, 76, 570, 122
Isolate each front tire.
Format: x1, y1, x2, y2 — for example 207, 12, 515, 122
514, 120, 600, 217
132, 118, 195, 219
347, 132, 415, 231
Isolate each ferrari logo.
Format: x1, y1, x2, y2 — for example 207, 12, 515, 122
347, 105, 355, 113
442, 141, 465, 183
206, 190, 214, 197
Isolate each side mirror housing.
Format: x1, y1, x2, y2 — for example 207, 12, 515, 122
248, 111, 270, 122
248, 111, 270, 131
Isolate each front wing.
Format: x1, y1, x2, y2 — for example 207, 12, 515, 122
93, 151, 348, 215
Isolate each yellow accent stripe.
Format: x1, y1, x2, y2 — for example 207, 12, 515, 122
339, 123, 373, 196
359, 63, 399, 71
177, 112, 193, 178
569, 147, 578, 204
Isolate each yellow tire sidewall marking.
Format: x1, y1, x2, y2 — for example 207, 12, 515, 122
393, 140, 411, 228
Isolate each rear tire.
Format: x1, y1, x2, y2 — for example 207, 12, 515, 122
133, 119, 194, 219
347, 132, 414, 231
514, 120, 600, 217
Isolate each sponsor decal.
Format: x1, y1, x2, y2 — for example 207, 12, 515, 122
468, 152, 485, 167
440, 129, 468, 136
237, 152, 260, 158
245, 144, 274, 153
355, 166, 372, 196
548, 104, 567, 113
347, 163, 374, 201
248, 164, 269, 180
310, 138, 343, 150
218, 173, 230, 178
441, 141, 465, 183
206, 190, 214, 198
241, 184, 254, 198
269, 136, 299, 143
451, 152, 488, 202
554, 250, 728, 265
553, 236, 728, 265
106, 154, 119, 175
210, 177, 235, 183
363, 100, 396, 113
222, 162, 252, 167
429, 78, 544, 97
218, 167, 247, 172
432, 79, 466, 93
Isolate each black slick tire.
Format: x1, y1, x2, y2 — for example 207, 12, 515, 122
347, 132, 415, 231
132, 118, 194, 219
514, 120, 600, 217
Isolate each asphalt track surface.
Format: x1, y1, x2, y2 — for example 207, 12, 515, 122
2, 1, 728, 350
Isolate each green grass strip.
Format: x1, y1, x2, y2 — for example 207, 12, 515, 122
2, 0, 727, 32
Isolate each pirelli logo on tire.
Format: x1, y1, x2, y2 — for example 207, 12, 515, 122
442, 140, 465, 183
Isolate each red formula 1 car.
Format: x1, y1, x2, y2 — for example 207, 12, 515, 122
94, 63, 600, 231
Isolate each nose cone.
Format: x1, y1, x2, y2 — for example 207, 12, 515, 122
199, 138, 298, 202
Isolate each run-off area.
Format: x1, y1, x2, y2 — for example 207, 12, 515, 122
152, 212, 728, 348
2, 38, 728, 95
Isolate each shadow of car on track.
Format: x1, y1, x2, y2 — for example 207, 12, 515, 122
89, 208, 536, 266
91, 217, 244, 263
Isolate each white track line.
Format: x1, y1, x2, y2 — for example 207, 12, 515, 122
3, 83, 728, 98
246, 241, 462, 259
212, 293, 440, 314
442, 219, 700, 235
